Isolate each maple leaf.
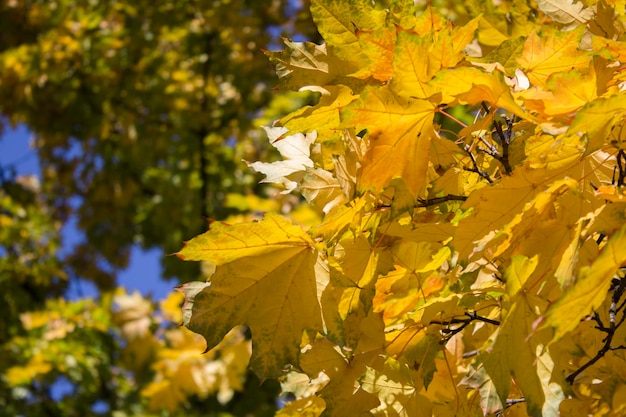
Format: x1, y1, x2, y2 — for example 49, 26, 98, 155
340, 84, 436, 197
298, 313, 386, 416
535, 0, 594, 25
247, 127, 316, 194
266, 40, 333, 90
543, 224, 626, 343
360, 358, 432, 417
516, 26, 590, 88
483, 256, 560, 417
517, 65, 598, 117
172, 0, 626, 414
279, 85, 358, 143
300, 167, 348, 214
431, 67, 531, 118
453, 167, 571, 260
567, 94, 626, 155
176, 213, 327, 378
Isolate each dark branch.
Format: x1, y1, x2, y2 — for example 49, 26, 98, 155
417, 195, 467, 207
567, 275, 626, 384
491, 118, 513, 175
430, 312, 500, 343
464, 144, 493, 183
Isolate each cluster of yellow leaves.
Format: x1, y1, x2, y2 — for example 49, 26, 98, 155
177, 0, 626, 416
4, 290, 252, 414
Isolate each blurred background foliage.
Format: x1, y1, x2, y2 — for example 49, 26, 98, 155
0, 0, 319, 415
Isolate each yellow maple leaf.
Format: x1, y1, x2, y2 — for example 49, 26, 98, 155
567, 94, 626, 155
177, 214, 328, 378
340, 85, 436, 197
389, 17, 479, 100
543, 224, 626, 342
350, 27, 396, 82
280, 85, 358, 143
266, 40, 333, 90
431, 67, 530, 119
453, 166, 562, 260
299, 314, 385, 415
518, 65, 598, 117
516, 26, 590, 88
177, 212, 313, 265
361, 358, 433, 416
483, 256, 558, 416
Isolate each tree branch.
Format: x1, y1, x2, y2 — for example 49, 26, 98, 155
464, 144, 493, 183
567, 275, 626, 384
430, 312, 500, 343
417, 195, 467, 207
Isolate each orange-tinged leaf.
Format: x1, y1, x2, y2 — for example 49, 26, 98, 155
595, 185, 626, 203
482, 178, 578, 259
516, 26, 590, 88
351, 27, 396, 82
341, 85, 436, 197
176, 212, 313, 265
544, 224, 626, 342
592, 37, 626, 62
431, 67, 531, 118
389, 18, 478, 100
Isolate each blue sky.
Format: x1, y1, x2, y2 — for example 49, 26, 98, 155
0, 123, 174, 300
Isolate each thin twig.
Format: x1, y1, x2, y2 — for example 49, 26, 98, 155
464, 144, 493, 183
417, 195, 468, 207
431, 312, 500, 343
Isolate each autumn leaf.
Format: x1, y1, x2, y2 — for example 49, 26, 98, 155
340, 84, 436, 197
177, 212, 313, 265
516, 26, 590, 88
543, 224, 626, 343
483, 256, 559, 417
431, 67, 531, 118
266, 40, 334, 90
568, 94, 626, 155
177, 214, 327, 378
247, 127, 316, 194
535, 0, 594, 25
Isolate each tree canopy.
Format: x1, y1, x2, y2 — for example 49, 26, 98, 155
0, 0, 316, 415
3, 0, 626, 416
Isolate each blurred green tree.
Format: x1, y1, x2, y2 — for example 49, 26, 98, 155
0, 0, 317, 415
